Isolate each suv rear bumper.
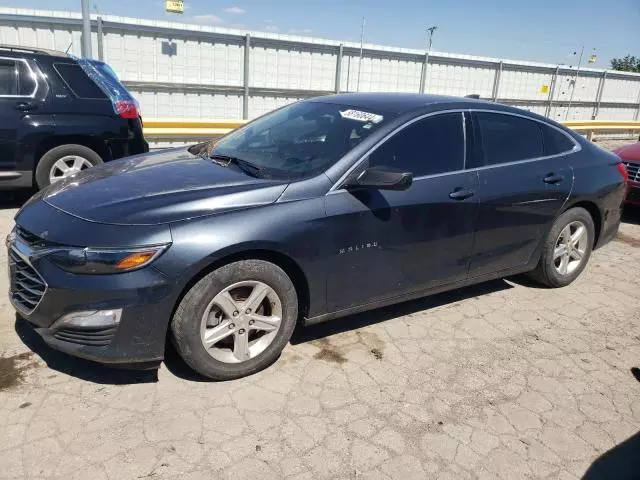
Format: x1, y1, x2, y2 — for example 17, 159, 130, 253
0, 171, 32, 188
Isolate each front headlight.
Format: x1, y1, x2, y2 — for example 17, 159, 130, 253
47, 244, 169, 274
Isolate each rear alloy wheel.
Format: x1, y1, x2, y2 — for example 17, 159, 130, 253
49, 155, 94, 184
552, 220, 589, 276
528, 207, 595, 288
171, 260, 298, 380
35, 144, 103, 189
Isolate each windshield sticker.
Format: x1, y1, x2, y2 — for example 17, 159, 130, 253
339, 109, 384, 124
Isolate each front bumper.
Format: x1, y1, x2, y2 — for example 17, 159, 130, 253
8, 238, 177, 367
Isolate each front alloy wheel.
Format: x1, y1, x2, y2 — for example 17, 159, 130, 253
201, 281, 283, 363
171, 260, 298, 380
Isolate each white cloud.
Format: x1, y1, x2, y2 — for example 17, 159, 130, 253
192, 14, 225, 25
289, 28, 312, 34
229, 23, 247, 29
265, 24, 279, 32
223, 6, 246, 14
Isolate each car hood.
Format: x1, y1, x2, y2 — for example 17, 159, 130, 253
614, 142, 640, 162
41, 147, 289, 225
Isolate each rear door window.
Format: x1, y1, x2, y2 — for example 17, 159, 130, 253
476, 112, 544, 166
0, 59, 36, 96
369, 112, 465, 176
54, 63, 107, 99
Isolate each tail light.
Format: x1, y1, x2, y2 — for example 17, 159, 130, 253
617, 162, 629, 183
114, 100, 140, 119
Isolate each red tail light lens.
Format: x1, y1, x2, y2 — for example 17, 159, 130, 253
617, 162, 629, 183
114, 100, 139, 119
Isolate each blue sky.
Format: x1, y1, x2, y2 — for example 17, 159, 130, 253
7, 0, 639, 68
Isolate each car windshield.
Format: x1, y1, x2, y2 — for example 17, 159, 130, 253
208, 101, 393, 180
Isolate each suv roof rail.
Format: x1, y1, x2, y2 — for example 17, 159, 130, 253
0, 44, 71, 57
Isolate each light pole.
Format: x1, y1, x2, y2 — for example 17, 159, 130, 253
356, 17, 365, 92
565, 46, 584, 120
419, 25, 438, 93
80, 0, 92, 58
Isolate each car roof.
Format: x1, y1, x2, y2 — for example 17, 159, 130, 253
0, 44, 72, 60
310, 92, 490, 114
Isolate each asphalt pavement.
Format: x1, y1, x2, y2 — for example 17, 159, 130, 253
1, 188, 639, 480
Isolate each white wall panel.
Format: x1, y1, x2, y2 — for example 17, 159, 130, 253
103, 30, 243, 86
2, 9, 640, 124
569, 74, 601, 102
340, 55, 421, 93
550, 104, 594, 122
427, 63, 495, 97
498, 70, 553, 101
597, 106, 638, 120
130, 89, 242, 119
250, 46, 335, 91
248, 95, 302, 119
601, 77, 640, 103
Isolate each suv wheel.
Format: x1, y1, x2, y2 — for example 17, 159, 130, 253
35, 144, 103, 189
171, 260, 298, 380
528, 207, 595, 288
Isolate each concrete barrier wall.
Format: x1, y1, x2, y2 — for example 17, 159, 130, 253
1, 7, 639, 124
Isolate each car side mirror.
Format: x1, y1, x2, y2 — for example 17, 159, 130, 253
346, 166, 413, 191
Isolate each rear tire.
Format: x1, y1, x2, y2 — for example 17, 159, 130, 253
171, 260, 298, 380
528, 207, 595, 288
35, 144, 103, 189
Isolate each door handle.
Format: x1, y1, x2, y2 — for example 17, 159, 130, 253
449, 187, 475, 201
543, 173, 564, 185
14, 102, 37, 112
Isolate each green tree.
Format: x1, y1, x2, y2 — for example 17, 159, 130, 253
610, 55, 640, 72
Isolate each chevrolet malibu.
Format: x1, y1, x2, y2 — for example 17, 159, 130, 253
7, 93, 627, 380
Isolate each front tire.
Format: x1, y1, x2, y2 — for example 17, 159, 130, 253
528, 207, 595, 288
171, 260, 298, 380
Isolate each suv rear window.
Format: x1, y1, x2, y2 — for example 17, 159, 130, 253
54, 63, 107, 99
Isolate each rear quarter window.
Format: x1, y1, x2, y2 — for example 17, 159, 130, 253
541, 124, 576, 155
54, 63, 107, 99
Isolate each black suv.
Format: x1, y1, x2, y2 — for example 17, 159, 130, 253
0, 45, 148, 189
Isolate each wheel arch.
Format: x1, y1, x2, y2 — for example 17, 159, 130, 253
35, 135, 109, 169
169, 247, 312, 331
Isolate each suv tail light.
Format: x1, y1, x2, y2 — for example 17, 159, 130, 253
114, 100, 139, 119
617, 162, 629, 183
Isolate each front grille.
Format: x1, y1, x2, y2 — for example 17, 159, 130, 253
53, 326, 117, 346
9, 248, 46, 315
625, 162, 640, 183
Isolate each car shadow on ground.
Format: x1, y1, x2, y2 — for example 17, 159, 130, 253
291, 278, 513, 345
15, 278, 515, 384
14, 316, 158, 385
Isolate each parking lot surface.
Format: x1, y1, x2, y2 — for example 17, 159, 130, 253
1, 191, 639, 479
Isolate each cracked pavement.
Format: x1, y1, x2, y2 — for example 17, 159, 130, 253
1, 192, 639, 479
